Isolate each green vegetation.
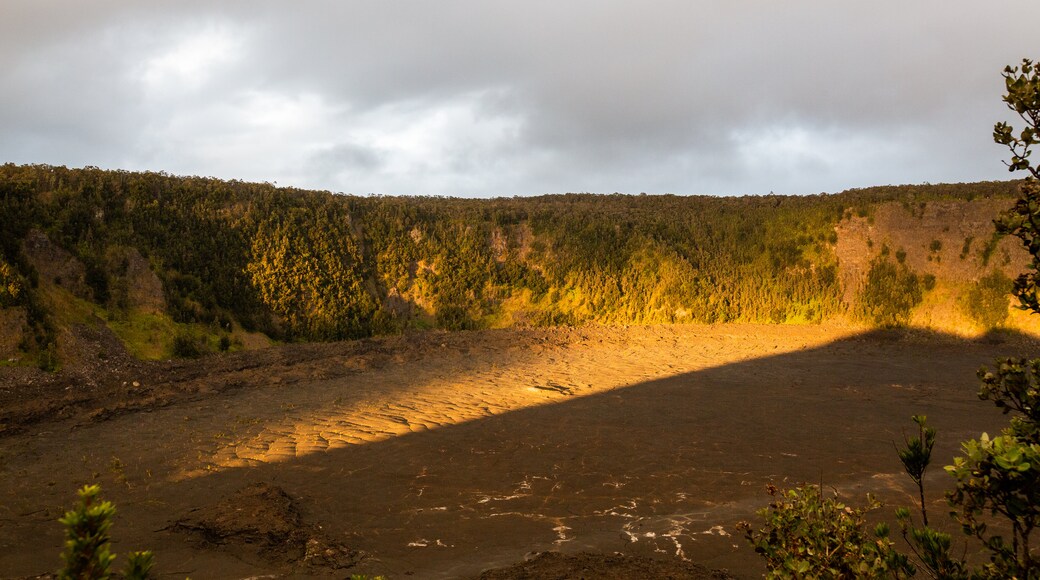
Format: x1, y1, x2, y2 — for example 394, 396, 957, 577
170, 332, 203, 359
963, 270, 1013, 329
744, 390, 1039, 578
960, 236, 974, 260
995, 59, 1040, 314
106, 310, 183, 360
921, 274, 937, 292
0, 163, 1022, 365
897, 415, 936, 526
0, 258, 21, 306
956, 359, 1040, 575
857, 258, 924, 327
738, 485, 907, 577
58, 484, 152, 579
743, 57, 1040, 580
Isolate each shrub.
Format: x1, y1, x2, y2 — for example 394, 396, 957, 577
743, 397, 1039, 578
741, 362, 1040, 578
744, 55, 1040, 580
921, 274, 937, 292
170, 333, 202, 358
857, 258, 922, 327
737, 485, 909, 578
963, 270, 1012, 329
58, 484, 153, 579
955, 358, 1040, 576
960, 236, 974, 260
435, 303, 476, 331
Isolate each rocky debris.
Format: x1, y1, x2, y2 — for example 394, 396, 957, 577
57, 320, 136, 376
172, 483, 304, 548
169, 483, 360, 570
533, 381, 574, 395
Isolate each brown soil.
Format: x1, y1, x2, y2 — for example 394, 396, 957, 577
169, 482, 359, 570
0, 323, 1035, 578
477, 551, 735, 579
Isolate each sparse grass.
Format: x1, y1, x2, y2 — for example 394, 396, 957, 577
234, 415, 263, 427
105, 307, 240, 360
38, 285, 98, 327
36, 275, 266, 361
108, 456, 129, 488
0, 357, 29, 368
35, 282, 231, 361
107, 310, 180, 360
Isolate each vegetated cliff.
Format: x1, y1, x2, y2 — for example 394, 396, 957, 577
0, 164, 1032, 367
835, 198, 1032, 333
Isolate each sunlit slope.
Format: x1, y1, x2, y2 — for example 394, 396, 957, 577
0, 163, 1032, 366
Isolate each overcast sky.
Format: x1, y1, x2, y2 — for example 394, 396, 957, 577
2, 2, 1038, 197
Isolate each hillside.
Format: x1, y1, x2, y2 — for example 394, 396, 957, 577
0, 163, 1033, 368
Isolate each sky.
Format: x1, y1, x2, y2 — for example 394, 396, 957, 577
2, 1, 1039, 198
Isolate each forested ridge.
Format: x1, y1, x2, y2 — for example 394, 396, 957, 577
0, 164, 1025, 366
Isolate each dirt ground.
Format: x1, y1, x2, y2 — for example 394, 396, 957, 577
0, 323, 1035, 578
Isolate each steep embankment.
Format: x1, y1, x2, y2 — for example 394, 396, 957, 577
835, 198, 1033, 332
0, 163, 1033, 368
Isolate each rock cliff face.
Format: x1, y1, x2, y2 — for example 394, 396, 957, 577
106, 246, 166, 314
22, 229, 93, 300
10, 230, 170, 365
835, 199, 1035, 333
23, 232, 167, 315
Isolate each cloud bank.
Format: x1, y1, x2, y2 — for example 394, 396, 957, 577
2, 1, 1038, 196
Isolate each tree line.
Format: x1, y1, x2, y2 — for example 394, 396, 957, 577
0, 163, 1022, 361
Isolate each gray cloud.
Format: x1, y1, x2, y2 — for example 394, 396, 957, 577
1, 1, 1037, 196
